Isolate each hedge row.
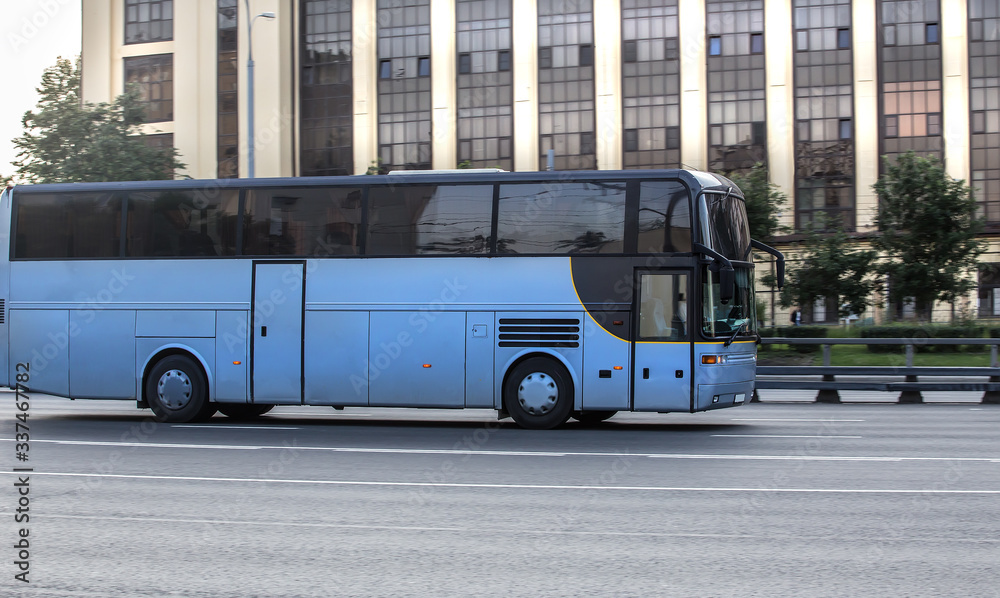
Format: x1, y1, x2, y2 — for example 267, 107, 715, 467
859, 325, 986, 353
759, 326, 827, 353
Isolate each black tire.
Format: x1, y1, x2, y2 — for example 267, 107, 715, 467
218, 404, 275, 420
572, 410, 618, 425
503, 357, 574, 430
145, 355, 210, 423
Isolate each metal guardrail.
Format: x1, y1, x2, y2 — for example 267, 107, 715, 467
756, 337, 1000, 404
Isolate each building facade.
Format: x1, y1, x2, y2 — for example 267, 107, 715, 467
83, 0, 999, 319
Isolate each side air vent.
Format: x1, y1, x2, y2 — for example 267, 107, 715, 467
498, 318, 580, 348
0, 299, 5, 324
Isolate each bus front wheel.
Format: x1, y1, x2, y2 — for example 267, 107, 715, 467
504, 357, 573, 430
146, 355, 210, 423
218, 404, 275, 419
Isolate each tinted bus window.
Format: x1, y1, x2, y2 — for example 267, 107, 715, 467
496, 182, 626, 254
638, 181, 691, 253
367, 185, 492, 255
244, 187, 362, 256
126, 189, 239, 257
15, 192, 121, 259
706, 192, 751, 261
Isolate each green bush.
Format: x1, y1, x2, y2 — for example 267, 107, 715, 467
774, 325, 828, 353
860, 325, 985, 353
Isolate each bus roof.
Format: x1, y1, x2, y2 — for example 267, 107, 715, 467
13, 168, 741, 197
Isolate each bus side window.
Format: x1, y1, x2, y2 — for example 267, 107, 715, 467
244, 187, 361, 257
496, 182, 626, 254
14, 192, 119, 259
367, 184, 492, 255
125, 190, 238, 257
638, 181, 691, 253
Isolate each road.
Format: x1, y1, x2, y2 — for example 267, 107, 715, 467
2, 394, 999, 597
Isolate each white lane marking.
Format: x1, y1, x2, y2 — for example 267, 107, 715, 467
7, 439, 1000, 462
20, 514, 1000, 543
171, 425, 301, 430
712, 434, 863, 439
4, 471, 999, 494
730, 418, 866, 422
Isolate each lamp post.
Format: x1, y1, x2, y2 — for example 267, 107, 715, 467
245, 2, 275, 178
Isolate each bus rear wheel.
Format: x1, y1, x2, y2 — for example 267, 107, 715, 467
504, 357, 573, 430
572, 410, 617, 425
218, 404, 275, 419
146, 355, 210, 423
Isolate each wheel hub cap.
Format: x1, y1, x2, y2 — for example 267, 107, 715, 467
517, 372, 558, 415
157, 369, 192, 410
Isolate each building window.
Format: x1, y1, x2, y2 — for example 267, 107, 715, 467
300, 0, 354, 177
377, 0, 432, 171
969, 0, 1000, 224
458, 53, 472, 74
838, 28, 851, 49
707, 0, 766, 175
885, 115, 898, 138
623, 40, 637, 62
539, 46, 552, 68
124, 54, 173, 122
979, 265, 1000, 317
926, 22, 939, 43
793, 0, 855, 231
624, 129, 638, 152
839, 119, 852, 140
217, 1, 238, 178
750, 33, 764, 54
622, 0, 681, 169
537, 0, 596, 170
456, 0, 514, 170
379, 60, 391, 79
927, 113, 941, 135
709, 36, 722, 56
878, 0, 943, 167
498, 49, 511, 71
125, 0, 173, 44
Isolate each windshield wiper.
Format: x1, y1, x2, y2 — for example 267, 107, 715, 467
723, 322, 747, 348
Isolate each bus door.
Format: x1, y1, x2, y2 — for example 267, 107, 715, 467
251, 261, 305, 404
633, 271, 692, 411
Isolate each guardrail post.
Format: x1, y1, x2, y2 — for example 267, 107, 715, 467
984, 344, 1000, 404
898, 344, 923, 403
816, 344, 840, 403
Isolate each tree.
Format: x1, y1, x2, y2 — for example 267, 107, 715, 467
12, 57, 184, 183
779, 217, 879, 320
873, 151, 983, 321
727, 162, 788, 243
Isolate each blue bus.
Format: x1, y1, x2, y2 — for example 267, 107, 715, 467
0, 169, 782, 429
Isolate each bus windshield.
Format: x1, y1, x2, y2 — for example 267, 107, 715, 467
702, 266, 756, 338
704, 191, 751, 261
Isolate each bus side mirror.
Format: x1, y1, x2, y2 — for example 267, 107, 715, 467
719, 268, 735, 305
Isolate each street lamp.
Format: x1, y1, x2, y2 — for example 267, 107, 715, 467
245, 3, 275, 178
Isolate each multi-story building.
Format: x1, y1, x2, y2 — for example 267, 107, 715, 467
82, 0, 998, 321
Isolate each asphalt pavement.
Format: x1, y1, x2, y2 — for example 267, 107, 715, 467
2, 393, 998, 597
